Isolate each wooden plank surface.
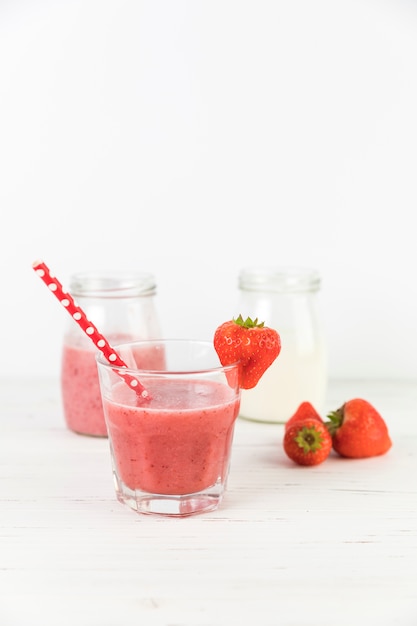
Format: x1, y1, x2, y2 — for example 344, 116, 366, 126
0, 378, 416, 626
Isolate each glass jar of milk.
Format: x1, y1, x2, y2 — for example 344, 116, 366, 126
236, 267, 327, 424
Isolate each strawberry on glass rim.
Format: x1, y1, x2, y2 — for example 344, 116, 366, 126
214, 315, 281, 389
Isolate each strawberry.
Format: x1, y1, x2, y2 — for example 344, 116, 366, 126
213, 315, 281, 389
283, 418, 332, 466
326, 398, 392, 458
285, 401, 323, 432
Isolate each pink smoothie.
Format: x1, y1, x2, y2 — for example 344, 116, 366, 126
61, 342, 165, 437
103, 378, 240, 495
61, 344, 106, 436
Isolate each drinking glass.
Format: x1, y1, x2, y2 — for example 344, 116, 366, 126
96, 340, 241, 517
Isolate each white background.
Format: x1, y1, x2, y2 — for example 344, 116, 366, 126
1, 0, 416, 380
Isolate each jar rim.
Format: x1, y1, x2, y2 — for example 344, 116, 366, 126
238, 266, 321, 293
69, 270, 157, 298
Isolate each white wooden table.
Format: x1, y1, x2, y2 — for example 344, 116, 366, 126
1, 377, 416, 626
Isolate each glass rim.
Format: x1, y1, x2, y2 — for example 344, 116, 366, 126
95, 338, 240, 376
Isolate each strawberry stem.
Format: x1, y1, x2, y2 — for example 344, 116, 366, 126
294, 426, 325, 453
325, 405, 345, 436
234, 314, 265, 329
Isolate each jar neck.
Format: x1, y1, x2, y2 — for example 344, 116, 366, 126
238, 267, 321, 294
69, 271, 157, 298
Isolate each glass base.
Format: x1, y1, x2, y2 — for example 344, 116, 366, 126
238, 412, 285, 425
70, 429, 108, 438
113, 472, 225, 517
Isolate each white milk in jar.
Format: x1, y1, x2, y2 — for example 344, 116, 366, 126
236, 267, 327, 423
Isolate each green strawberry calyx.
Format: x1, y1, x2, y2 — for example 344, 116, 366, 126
325, 405, 345, 436
234, 314, 265, 329
294, 425, 326, 454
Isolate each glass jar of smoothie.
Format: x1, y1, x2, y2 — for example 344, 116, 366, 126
236, 267, 327, 424
61, 271, 162, 437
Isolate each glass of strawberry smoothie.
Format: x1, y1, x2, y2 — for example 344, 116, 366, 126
96, 340, 241, 517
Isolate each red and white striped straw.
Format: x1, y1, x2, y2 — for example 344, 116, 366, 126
32, 260, 150, 400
